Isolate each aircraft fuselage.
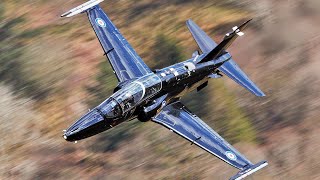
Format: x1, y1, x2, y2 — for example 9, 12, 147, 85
61, 2, 269, 178
64, 53, 231, 142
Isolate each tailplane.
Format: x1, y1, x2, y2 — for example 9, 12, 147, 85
187, 19, 265, 97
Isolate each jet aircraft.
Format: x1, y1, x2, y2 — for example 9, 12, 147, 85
61, 0, 268, 179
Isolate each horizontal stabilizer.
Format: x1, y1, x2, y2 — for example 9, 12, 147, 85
186, 19, 218, 53
219, 58, 265, 97
187, 19, 265, 96
61, 0, 104, 17
230, 161, 268, 180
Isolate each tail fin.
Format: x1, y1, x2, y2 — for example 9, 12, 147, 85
187, 19, 265, 97
61, 0, 104, 17
198, 19, 252, 64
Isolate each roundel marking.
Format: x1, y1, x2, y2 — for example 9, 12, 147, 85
95, 18, 106, 27
225, 151, 237, 161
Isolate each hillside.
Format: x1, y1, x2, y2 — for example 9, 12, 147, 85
1, 0, 320, 179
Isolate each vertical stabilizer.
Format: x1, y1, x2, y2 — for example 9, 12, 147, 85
198, 19, 252, 63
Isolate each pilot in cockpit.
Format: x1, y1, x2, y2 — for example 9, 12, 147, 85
123, 93, 135, 109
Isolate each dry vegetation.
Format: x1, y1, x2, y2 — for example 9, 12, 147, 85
1, 0, 320, 179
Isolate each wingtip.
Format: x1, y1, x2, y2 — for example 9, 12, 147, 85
230, 161, 268, 180
254, 91, 266, 97
60, 0, 104, 18
186, 19, 194, 24
260, 90, 266, 97
60, 11, 71, 17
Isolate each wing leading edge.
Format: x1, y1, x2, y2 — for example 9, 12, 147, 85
186, 19, 217, 53
152, 102, 267, 179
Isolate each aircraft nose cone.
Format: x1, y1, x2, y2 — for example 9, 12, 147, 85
63, 123, 84, 142
63, 109, 105, 142
63, 130, 74, 141
63, 134, 68, 139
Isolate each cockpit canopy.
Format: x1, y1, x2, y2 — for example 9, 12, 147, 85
98, 98, 122, 118
112, 73, 162, 113
64, 74, 162, 142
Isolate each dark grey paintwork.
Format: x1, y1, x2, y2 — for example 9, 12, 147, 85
62, 2, 267, 179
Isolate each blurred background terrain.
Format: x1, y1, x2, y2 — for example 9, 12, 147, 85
1, 0, 320, 179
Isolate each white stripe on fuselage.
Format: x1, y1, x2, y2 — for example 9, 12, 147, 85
133, 81, 146, 101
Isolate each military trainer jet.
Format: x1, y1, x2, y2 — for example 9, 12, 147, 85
61, 0, 268, 179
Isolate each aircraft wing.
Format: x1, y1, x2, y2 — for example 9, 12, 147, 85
87, 5, 152, 82
152, 101, 267, 179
